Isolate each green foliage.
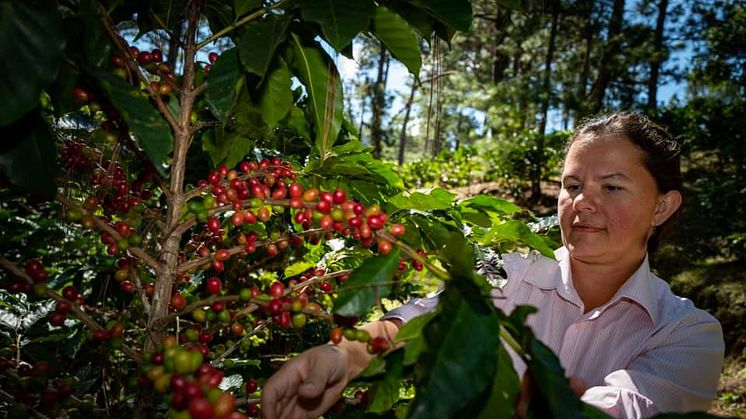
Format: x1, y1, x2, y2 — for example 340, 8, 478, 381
0, 0, 65, 126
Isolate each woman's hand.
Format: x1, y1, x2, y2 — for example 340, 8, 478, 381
260, 345, 350, 419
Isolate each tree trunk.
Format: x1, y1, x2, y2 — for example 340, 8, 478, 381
647, 0, 668, 111
532, 2, 560, 204
588, 0, 625, 114
491, 7, 512, 84
398, 80, 417, 166
574, 0, 595, 124
370, 42, 389, 158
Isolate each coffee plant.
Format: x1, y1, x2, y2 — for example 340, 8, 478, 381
0, 1, 718, 418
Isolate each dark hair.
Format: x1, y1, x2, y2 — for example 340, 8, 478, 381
567, 112, 683, 253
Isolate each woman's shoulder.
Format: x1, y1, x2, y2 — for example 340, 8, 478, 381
649, 273, 723, 342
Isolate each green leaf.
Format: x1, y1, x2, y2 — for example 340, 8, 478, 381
368, 350, 405, 413
286, 105, 311, 141
388, 188, 455, 211
527, 337, 586, 419
258, 59, 293, 127
396, 311, 437, 365
79, 0, 111, 68
408, 284, 501, 419
309, 144, 404, 191
394, 311, 437, 344
482, 220, 556, 259
371, 6, 422, 77
0, 1, 65, 126
287, 34, 344, 155
233, 0, 263, 18
284, 261, 315, 278
206, 48, 243, 120
0, 112, 56, 197
299, 0, 375, 51
94, 70, 173, 176
476, 344, 520, 419
460, 195, 523, 215
334, 249, 400, 317
238, 15, 289, 78
406, 0, 472, 33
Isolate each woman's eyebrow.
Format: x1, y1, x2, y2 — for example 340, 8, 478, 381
599, 172, 631, 181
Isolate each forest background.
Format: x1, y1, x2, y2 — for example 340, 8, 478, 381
342, 0, 745, 415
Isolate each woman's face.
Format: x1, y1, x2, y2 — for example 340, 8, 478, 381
558, 136, 669, 265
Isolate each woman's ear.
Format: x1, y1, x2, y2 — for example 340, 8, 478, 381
653, 190, 682, 226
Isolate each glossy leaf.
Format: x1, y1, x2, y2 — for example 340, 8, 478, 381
407, 0, 472, 32
206, 48, 243, 120
395, 311, 437, 365
238, 15, 288, 78
334, 249, 400, 317
288, 34, 344, 156
476, 344, 520, 419
526, 337, 586, 419
368, 349, 405, 413
482, 220, 556, 259
371, 6, 422, 77
299, 0, 375, 51
80, 0, 111, 68
460, 195, 523, 215
258, 59, 293, 127
388, 188, 455, 211
94, 70, 172, 176
0, 112, 56, 197
306, 141, 404, 192
408, 283, 501, 419
0, 1, 64, 126
284, 261, 315, 278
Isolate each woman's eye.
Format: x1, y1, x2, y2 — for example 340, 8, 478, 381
565, 184, 581, 191
604, 185, 621, 191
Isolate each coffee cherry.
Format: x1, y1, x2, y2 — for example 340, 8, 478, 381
137, 51, 153, 65
390, 224, 406, 236
332, 189, 346, 204
152, 49, 163, 62
330, 327, 343, 344
367, 215, 384, 230
206, 277, 222, 294
62, 286, 78, 301
377, 239, 393, 255
245, 378, 259, 394
170, 293, 186, 310
72, 87, 89, 103
208, 52, 219, 63
215, 248, 230, 262
188, 398, 214, 419
269, 281, 285, 299
369, 336, 390, 354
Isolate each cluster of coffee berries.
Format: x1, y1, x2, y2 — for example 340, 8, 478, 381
4, 259, 48, 296
0, 358, 78, 415
204, 51, 220, 74
59, 138, 98, 171
142, 339, 252, 418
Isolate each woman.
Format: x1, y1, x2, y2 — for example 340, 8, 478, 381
260, 113, 725, 419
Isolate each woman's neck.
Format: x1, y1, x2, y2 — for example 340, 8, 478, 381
570, 253, 645, 313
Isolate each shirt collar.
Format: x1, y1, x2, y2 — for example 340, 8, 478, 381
523, 247, 659, 325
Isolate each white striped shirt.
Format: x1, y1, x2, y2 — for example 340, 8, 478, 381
384, 247, 724, 418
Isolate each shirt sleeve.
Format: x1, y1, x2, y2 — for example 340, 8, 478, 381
380, 293, 441, 323
580, 314, 724, 418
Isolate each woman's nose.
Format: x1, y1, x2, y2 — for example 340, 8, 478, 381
573, 191, 597, 213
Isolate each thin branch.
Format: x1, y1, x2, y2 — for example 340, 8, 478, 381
176, 228, 325, 273
196, 0, 289, 50
57, 195, 162, 273
0, 257, 142, 363
212, 321, 269, 365
376, 230, 450, 281
96, 3, 181, 134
